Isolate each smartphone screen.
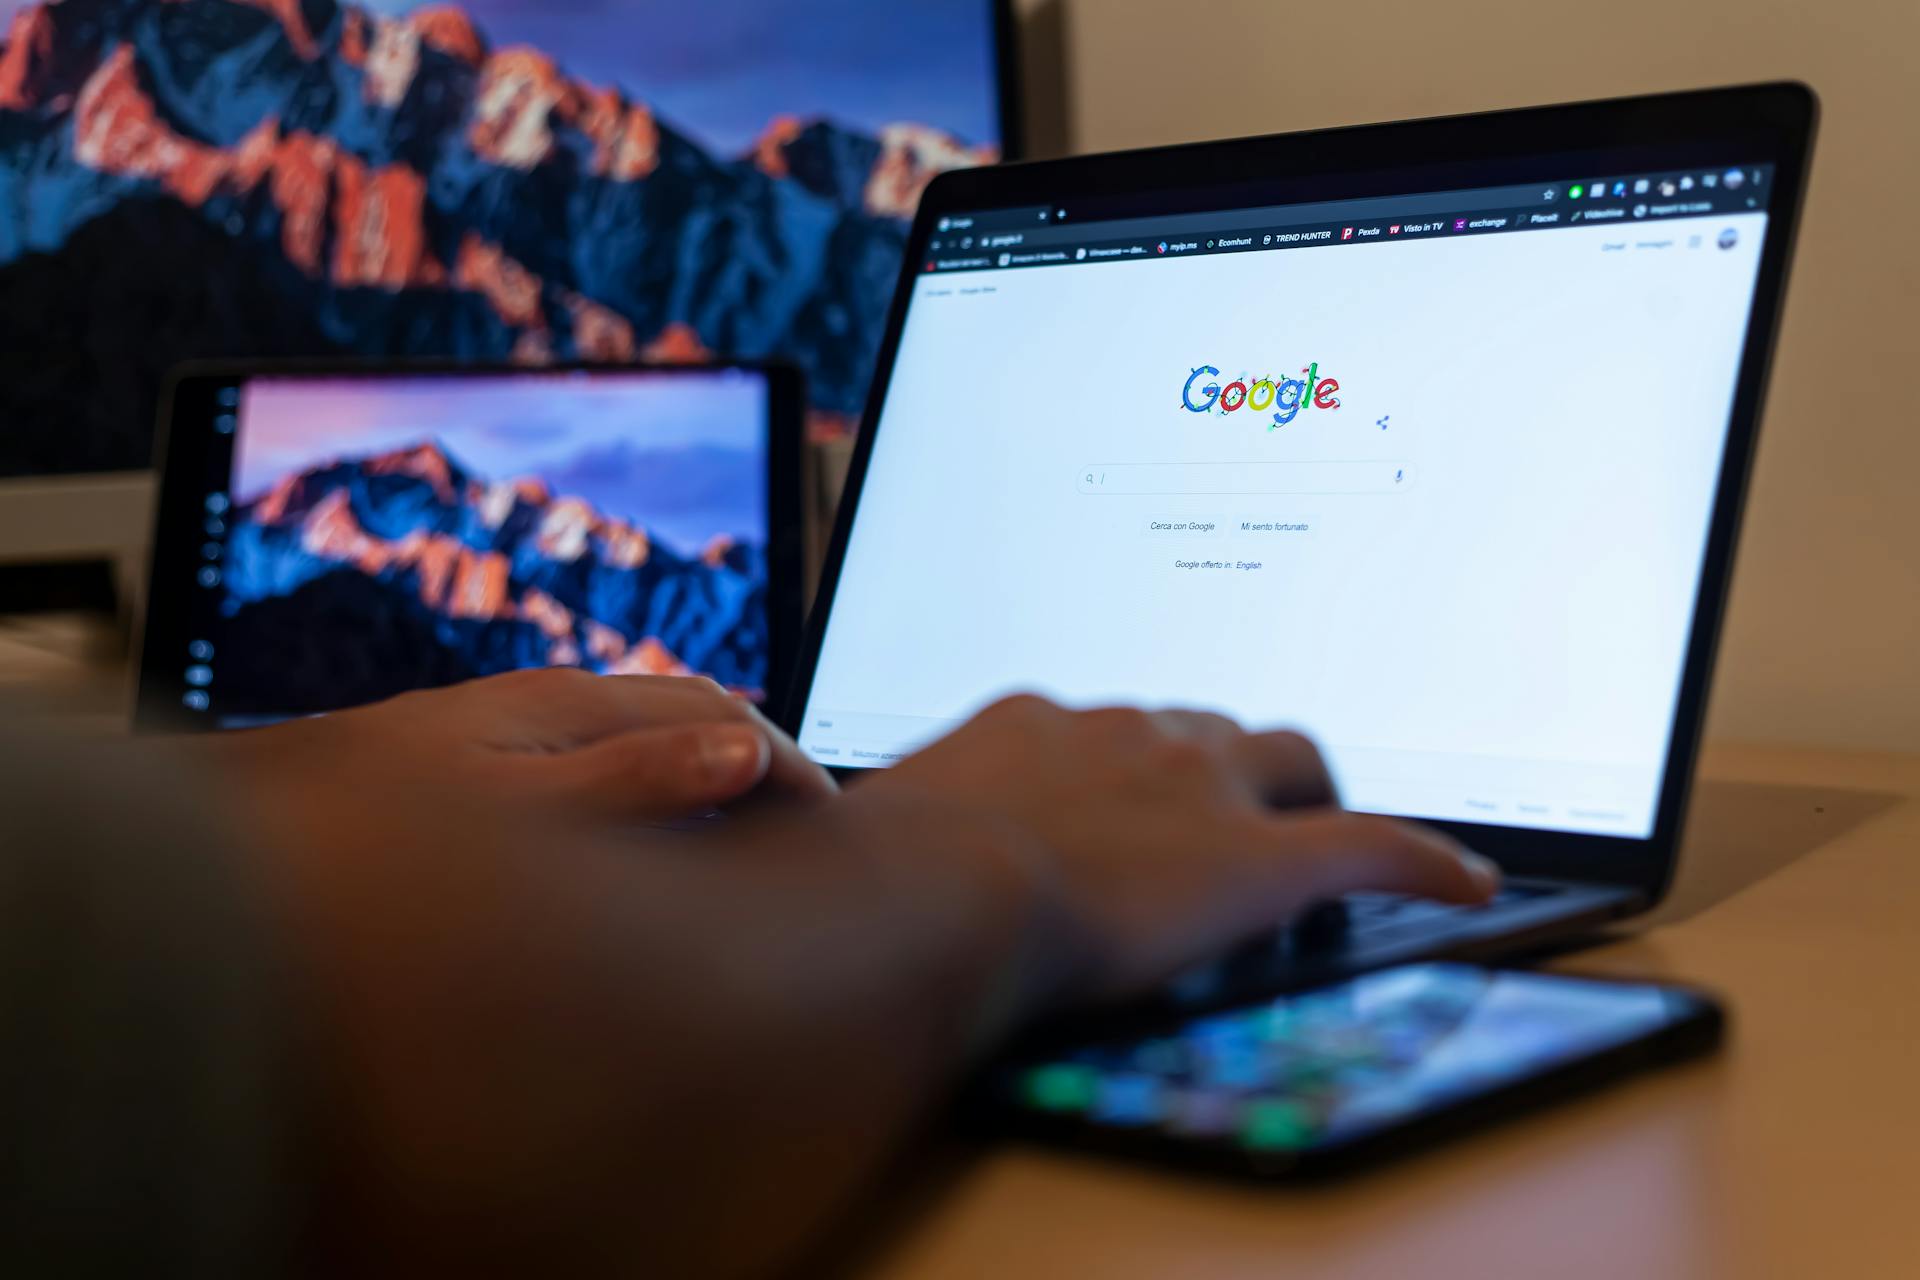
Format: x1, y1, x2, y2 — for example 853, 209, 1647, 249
997, 963, 1719, 1175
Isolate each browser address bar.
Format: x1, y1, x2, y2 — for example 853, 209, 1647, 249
1076, 461, 1414, 495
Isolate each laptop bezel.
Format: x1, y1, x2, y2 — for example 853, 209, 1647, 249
783, 82, 1817, 907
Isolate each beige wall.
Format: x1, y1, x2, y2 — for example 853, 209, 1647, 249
1017, 0, 1920, 752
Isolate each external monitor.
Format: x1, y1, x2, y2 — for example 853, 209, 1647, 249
0, 0, 1016, 567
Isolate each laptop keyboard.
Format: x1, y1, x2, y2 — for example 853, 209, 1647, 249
1290, 884, 1555, 954
1114, 879, 1618, 1028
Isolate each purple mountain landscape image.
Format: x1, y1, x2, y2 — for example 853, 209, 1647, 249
209, 372, 771, 714
0, 0, 1001, 474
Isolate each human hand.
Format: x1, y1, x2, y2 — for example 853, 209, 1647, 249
867, 694, 1499, 1004
203, 668, 836, 823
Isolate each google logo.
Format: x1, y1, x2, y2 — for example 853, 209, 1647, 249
1181, 363, 1341, 429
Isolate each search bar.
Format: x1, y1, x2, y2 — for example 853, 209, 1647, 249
1076, 461, 1414, 495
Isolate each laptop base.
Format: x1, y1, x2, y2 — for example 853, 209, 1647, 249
1023, 878, 1645, 1048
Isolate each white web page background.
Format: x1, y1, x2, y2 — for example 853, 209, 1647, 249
801, 214, 1768, 837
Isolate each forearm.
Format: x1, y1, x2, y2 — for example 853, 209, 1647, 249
0, 725, 298, 1272
291, 783, 1067, 1277
617, 789, 1068, 1276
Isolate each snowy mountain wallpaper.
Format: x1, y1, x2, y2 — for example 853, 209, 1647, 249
0, 0, 1003, 475
212, 371, 771, 713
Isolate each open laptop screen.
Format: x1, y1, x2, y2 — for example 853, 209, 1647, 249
798, 166, 1777, 839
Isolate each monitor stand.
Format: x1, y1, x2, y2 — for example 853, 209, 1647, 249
0, 472, 155, 624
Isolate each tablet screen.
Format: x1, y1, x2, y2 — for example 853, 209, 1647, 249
157, 366, 775, 726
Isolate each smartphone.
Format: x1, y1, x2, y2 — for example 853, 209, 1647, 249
987, 962, 1723, 1179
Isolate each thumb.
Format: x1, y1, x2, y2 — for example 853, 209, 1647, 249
529, 722, 773, 822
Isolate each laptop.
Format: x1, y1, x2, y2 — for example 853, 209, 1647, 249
782, 84, 1817, 1017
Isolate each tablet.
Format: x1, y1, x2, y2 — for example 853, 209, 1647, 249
137, 362, 802, 730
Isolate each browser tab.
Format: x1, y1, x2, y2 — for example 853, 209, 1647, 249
932, 165, 1773, 275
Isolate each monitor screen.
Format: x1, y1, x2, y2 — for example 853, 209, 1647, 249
0, 0, 1007, 476
166, 366, 774, 726
797, 166, 1777, 839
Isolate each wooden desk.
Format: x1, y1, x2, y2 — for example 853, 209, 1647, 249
864, 745, 1920, 1280
4, 620, 1914, 1275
